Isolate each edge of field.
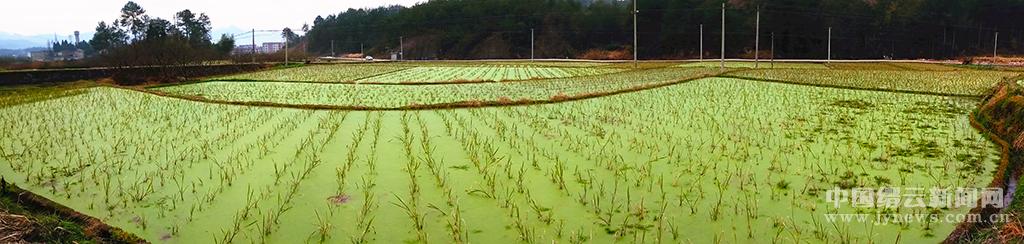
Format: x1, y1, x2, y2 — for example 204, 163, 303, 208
0, 180, 146, 243
947, 75, 1024, 243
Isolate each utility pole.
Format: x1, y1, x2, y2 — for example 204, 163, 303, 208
720, 2, 725, 71
771, 32, 775, 69
700, 24, 704, 62
528, 28, 536, 61
754, 7, 760, 68
251, 29, 256, 63
946, 33, 954, 56
633, 0, 638, 68
331, 40, 335, 57
827, 27, 832, 63
360, 43, 364, 56
285, 34, 289, 65
994, 31, 999, 59
400, 36, 404, 61
942, 28, 947, 58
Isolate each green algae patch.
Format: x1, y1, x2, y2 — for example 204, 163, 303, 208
0, 76, 1001, 243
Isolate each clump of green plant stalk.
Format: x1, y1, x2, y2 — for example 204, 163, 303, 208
309, 210, 332, 243
391, 194, 427, 242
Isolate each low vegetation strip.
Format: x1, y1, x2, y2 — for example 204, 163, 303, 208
355, 65, 625, 83
211, 64, 409, 83
721, 74, 986, 98
0, 64, 270, 85
677, 61, 829, 69
151, 67, 722, 109
726, 69, 1019, 97
0, 87, 91, 109
212, 63, 625, 84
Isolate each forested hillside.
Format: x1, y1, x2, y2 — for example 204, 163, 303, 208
305, 0, 1024, 60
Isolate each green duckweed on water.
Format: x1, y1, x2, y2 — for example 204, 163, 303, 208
0, 69, 1003, 243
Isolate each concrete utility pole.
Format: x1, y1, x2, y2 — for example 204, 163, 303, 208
720, 3, 725, 71
994, 32, 999, 59
331, 40, 335, 57
754, 7, 760, 68
942, 28, 947, 57
700, 24, 704, 62
400, 36, 404, 61
827, 27, 832, 63
285, 35, 289, 65
771, 32, 775, 69
633, 0, 638, 68
251, 29, 256, 63
531, 28, 535, 61
946, 33, 954, 56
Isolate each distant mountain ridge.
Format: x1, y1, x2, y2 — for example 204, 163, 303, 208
0, 32, 94, 50
0, 47, 45, 58
0, 26, 260, 50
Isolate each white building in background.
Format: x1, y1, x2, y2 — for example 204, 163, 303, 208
233, 44, 257, 55
262, 42, 285, 53
55, 49, 85, 61
29, 51, 49, 62
29, 49, 84, 62
232, 42, 287, 55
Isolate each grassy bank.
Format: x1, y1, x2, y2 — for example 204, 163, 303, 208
953, 75, 1024, 243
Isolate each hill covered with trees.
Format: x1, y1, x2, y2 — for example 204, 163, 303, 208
305, 0, 1024, 60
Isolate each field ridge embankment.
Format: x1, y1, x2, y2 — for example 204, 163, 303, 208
0, 180, 145, 242
947, 75, 1024, 243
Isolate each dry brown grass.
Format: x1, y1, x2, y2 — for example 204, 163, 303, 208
999, 217, 1024, 243
985, 85, 1011, 110
0, 211, 33, 243
971, 56, 1024, 66
550, 92, 570, 102
1014, 133, 1024, 151
497, 96, 513, 105
578, 49, 632, 60
459, 100, 484, 107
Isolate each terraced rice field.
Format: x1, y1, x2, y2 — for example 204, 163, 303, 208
677, 61, 829, 69
728, 69, 1018, 96
213, 64, 407, 83
214, 63, 623, 84
0, 61, 1017, 243
154, 67, 719, 108
359, 65, 623, 83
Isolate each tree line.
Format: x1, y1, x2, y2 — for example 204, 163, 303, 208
89, 1, 236, 66
305, 0, 1024, 60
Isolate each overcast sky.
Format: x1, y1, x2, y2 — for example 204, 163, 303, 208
0, 0, 423, 37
